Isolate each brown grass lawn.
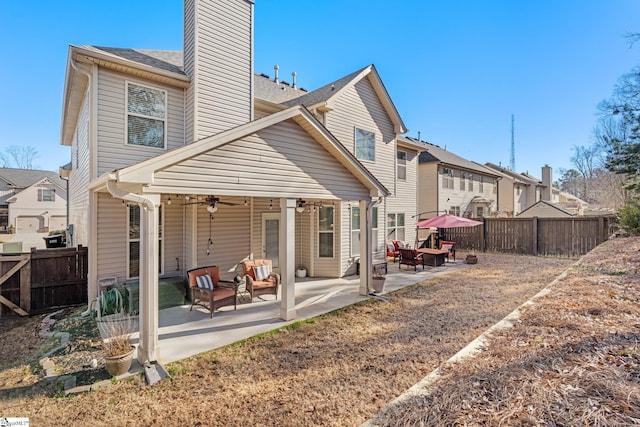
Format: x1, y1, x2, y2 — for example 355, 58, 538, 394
1, 239, 638, 426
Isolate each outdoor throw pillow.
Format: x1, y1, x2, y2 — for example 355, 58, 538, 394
253, 265, 270, 281
196, 274, 214, 290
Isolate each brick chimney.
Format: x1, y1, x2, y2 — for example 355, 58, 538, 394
183, 0, 254, 143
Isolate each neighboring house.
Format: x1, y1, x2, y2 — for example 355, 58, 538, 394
516, 200, 575, 218
484, 163, 544, 216
417, 141, 500, 220
0, 168, 67, 233
59, 0, 421, 363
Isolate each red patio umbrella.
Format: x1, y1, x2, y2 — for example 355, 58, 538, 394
417, 213, 483, 229
416, 214, 483, 248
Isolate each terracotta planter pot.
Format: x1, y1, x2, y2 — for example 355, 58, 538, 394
104, 347, 135, 376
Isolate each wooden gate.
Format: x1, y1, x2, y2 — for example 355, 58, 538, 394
0, 245, 88, 316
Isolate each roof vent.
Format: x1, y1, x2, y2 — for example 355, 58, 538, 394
274, 65, 279, 84
292, 71, 297, 89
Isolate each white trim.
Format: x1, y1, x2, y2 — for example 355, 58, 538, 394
124, 80, 168, 150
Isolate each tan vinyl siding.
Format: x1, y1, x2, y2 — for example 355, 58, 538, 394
417, 163, 438, 218
196, 202, 251, 280
163, 196, 183, 276
325, 77, 396, 191
387, 148, 418, 245
96, 68, 185, 176
69, 93, 91, 246
185, 0, 252, 140
96, 194, 127, 283
152, 120, 372, 200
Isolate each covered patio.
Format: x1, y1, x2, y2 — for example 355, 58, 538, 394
138, 259, 469, 365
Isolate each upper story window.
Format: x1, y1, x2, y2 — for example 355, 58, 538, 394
126, 82, 167, 149
460, 172, 466, 191
468, 173, 474, 192
37, 188, 55, 202
397, 150, 407, 180
441, 167, 454, 189
479, 176, 484, 192
354, 128, 375, 161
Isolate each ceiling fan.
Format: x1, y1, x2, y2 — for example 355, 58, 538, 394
183, 195, 238, 213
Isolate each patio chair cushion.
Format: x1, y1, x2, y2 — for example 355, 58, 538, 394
253, 265, 270, 281
196, 274, 214, 290
242, 259, 280, 300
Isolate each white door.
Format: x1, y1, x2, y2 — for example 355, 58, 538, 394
262, 213, 279, 268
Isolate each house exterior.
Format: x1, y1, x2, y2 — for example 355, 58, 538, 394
416, 141, 500, 220
59, 0, 421, 364
485, 163, 544, 216
0, 168, 67, 233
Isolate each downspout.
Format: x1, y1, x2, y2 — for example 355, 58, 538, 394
106, 179, 160, 365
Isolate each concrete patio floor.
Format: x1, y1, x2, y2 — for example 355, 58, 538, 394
146, 259, 470, 365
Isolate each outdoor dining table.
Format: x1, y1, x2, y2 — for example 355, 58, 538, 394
416, 248, 449, 267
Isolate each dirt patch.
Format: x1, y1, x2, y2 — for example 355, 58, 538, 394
0, 243, 633, 426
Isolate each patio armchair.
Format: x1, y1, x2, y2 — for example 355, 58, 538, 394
241, 259, 280, 300
439, 241, 456, 262
187, 266, 238, 318
398, 248, 424, 271
386, 240, 401, 262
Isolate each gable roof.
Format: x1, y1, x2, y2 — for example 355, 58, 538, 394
90, 105, 389, 198
484, 162, 541, 186
0, 168, 65, 190
517, 200, 575, 217
254, 72, 309, 104
416, 140, 500, 178
281, 65, 407, 134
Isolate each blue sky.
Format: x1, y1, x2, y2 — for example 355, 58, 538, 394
1, 1, 638, 181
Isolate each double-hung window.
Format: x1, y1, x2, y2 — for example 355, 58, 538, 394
126, 82, 167, 149
351, 206, 379, 256
479, 176, 484, 192
449, 206, 460, 216
468, 173, 474, 192
397, 150, 407, 180
37, 188, 55, 202
128, 205, 164, 278
442, 168, 454, 189
460, 172, 466, 191
318, 206, 334, 258
354, 128, 375, 161
387, 213, 405, 241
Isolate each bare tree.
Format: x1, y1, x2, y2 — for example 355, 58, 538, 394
1, 145, 39, 169
571, 144, 599, 201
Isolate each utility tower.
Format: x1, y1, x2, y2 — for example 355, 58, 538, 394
510, 114, 516, 171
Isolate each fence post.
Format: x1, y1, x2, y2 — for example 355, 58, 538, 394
20, 252, 32, 314
482, 218, 487, 252
598, 216, 605, 243
532, 217, 538, 256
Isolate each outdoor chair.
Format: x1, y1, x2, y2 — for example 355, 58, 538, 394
187, 266, 238, 318
398, 248, 424, 271
241, 259, 280, 300
386, 240, 401, 262
439, 241, 456, 262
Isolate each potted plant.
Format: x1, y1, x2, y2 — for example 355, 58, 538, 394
100, 315, 136, 376
372, 263, 387, 293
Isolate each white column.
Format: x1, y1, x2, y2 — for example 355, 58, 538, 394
279, 198, 296, 320
137, 194, 161, 364
359, 200, 372, 296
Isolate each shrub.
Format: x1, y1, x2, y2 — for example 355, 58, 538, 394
618, 199, 640, 235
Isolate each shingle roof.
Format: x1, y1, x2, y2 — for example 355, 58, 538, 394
85, 46, 185, 75
484, 162, 541, 186
281, 66, 368, 108
253, 73, 308, 103
0, 168, 66, 190
415, 139, 499, 177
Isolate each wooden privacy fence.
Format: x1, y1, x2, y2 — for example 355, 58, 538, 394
438, 217, 612, 258
0, 245, 88, 316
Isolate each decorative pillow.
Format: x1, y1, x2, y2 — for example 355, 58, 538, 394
196, 274, 214, 290
397, 241, 406, 249
253, 265, 270, 281
387, 243, 396, 253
